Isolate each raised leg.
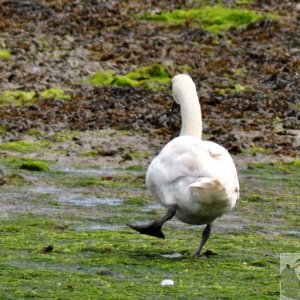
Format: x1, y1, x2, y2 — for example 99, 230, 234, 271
193, 224, 212, 257
127, 205, 177, 239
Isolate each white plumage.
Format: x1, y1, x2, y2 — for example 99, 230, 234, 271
128, 74, 239, 257
146, 136, 239, 225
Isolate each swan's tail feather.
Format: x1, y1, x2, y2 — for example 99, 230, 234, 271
189, 177, 227, 205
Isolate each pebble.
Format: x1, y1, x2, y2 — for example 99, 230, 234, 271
160, 279, 174, 286
161, 253, 182, 258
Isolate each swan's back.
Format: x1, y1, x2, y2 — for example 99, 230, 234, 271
146, 136, 239, 225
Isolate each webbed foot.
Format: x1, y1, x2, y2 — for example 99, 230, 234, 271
127, 205, 177, 240
127, 221, 165, 239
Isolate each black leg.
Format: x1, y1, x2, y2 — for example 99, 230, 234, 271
127, 205, 177, 239
193, 224, 212, 257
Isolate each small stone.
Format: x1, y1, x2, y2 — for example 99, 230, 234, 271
161, 253, 182, 258
41, 244, 54, 253
160, 279, 174, 286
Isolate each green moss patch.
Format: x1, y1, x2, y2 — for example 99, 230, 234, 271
142, 6, 278, 33
59, 173, 145, 189
88, 64, 172, 91
0, 140, 49, 153
0, 173, 27, 186
19, 160, 50, 172
215, 83, 248, 96
0, 90, 36, 106
0, 126, 7, 134
0, 88, 71, 106
1, 157, 54, 171
0, 49, 12, 60
47, 130, 80, 143
244, 145, 269, 155
247, 160, 300, 174
235, 0, 252, 4
0, 158, 299, 298
125, 165, 144, 172
40, 88, 71, 100
88, 70, 115, 86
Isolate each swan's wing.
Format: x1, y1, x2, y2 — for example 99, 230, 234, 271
146, 137, 236, 185
202, 141, 229, 158
146, 136, 239, 205
147, 137, 213, 184
203, 140, 240, 189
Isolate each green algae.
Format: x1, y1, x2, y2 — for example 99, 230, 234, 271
88, 70, 115, 86
245, 145, 269, 155
0, 140, 50, 153
0, 173, 28, 186
124, 150, 152, 161
0, 125, 7, 134
0, 90, 36, 106
0, 149, 299, 298
215, 68, 249, 96
231, 83, 247, 93
235, 0, 252, 4
142, 6, 278, 33
125, 165, 144, 171
247, 160, 300, 174
0, 157, 54, 182
0, 49, 11, 60
0, 213, 297, 299
59, 173, 145, 189
47, 130, 80, 142
3, 157, 52, 170
40, 87, 71, 100
111, 75, 140, 87
0, 88, 70, 106
215, 83, 248, 96
19, 160, 50, 172
79, 149, 100, 157
88, 64, 172, 91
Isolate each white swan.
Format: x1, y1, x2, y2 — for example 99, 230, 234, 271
128, 74, 239, 257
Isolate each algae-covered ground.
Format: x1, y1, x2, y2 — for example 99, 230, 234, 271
0, 130, 299, 299
0, 0, 300, 299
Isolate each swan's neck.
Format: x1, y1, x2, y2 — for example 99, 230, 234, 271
179, 91, 202, 139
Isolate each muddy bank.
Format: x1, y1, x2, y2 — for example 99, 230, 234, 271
0, 0, 299, 156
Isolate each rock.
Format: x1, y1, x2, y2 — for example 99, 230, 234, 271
160, 279, 174, 286
41, 245, 54, 253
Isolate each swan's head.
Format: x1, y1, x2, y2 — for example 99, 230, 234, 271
172, 74, 196, 104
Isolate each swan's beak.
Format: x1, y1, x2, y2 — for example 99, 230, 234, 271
170, 101, 179, 112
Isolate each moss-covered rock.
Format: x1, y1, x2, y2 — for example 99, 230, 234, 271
88, 70, 115, 86
19, 160, 50, 172
0, 49, 11, 60
111, 75, 140, 87
0, 140, 49, 153
0, 90, 36, 106
40, 88, 71, 100
88, 64, 172, 91
142, 5, 279, 33
1, 156, 54, 171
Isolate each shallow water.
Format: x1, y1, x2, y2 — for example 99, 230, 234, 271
58, 194, 122, 207
161, 253, 182, 258
30, 186, 62, 194
55, 166, 143, 176
76, 224, 122, 231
